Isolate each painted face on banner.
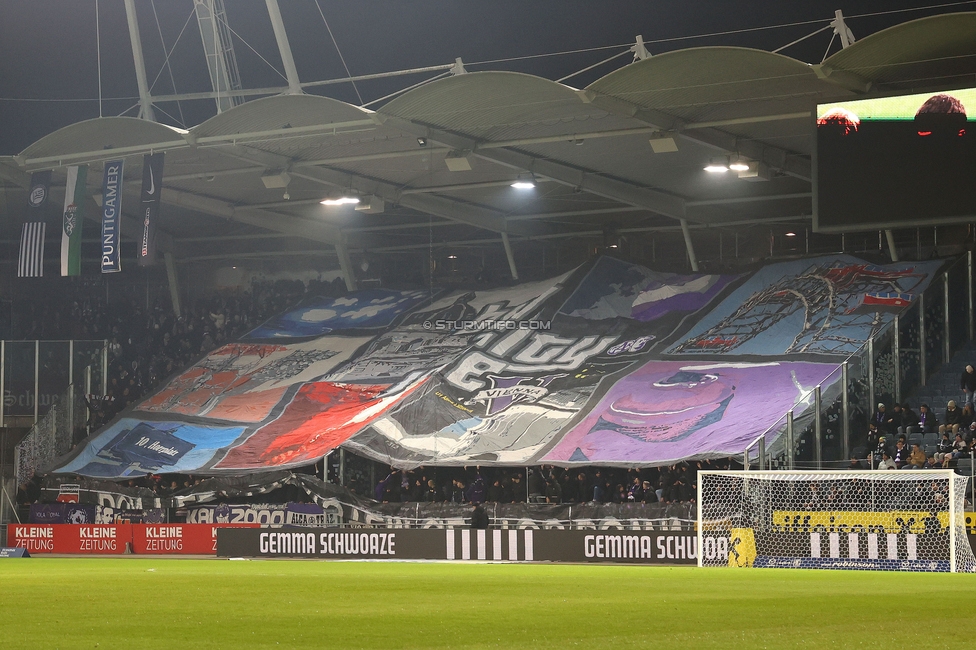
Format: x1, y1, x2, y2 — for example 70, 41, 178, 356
590, 369, 735, 443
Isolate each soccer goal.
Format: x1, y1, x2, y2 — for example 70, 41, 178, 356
697, 470, 976, 572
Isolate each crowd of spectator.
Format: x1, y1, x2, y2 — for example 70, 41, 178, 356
370, 460, 735, 506
8, 278, 346, 433
858, 373, 976, 470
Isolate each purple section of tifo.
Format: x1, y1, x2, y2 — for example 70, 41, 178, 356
544, 360, 839, 464
631, 280, 732, 322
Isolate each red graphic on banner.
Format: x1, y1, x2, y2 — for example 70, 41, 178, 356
216, 381, 420, 469
9, 524, 259, 555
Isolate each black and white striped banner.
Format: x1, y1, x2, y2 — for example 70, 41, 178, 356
18, 222, 46, 278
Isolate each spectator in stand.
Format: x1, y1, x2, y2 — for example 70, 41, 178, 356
961, 404, 974, 433
905, 443, 926, 469
866, 423, 882, 452
627, 477, 643, 502
884, 403, 906, 435
423, 480, 438, 502
901, 403, 918, 429
961, 364, 976, 408
544, 477, 562, 504
948, 433, 969, 467
466, 471, 486, 504
909, 404, 938, 435
893, 439, 911, 469
847, 456, 863, 470
640, 480, 657, 503
935, 433, 955, 466
487, 479, 504, 503
877, 452, 896, 470
871, 403, 888, 434
940, 400, 963, 436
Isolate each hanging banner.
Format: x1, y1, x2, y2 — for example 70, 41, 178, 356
60, 165, 87, 277
100, 159, 124, 273
138, 153, 164, 266
27, 170, 52, 210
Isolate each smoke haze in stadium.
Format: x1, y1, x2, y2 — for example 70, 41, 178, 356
0, 0, 971, 154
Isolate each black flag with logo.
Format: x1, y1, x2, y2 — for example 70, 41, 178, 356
18, 170, 52, 277
138, 153, 164, 267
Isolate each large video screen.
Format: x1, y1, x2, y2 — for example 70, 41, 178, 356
815, 87, 976, 232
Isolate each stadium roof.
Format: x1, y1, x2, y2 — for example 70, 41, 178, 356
1, 12, 975, 284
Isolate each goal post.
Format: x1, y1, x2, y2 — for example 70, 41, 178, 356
697, 470, 976, 573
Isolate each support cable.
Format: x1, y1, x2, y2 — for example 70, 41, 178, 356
314, 0, 364, 105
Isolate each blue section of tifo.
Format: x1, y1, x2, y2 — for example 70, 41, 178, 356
753, 556, 951, 572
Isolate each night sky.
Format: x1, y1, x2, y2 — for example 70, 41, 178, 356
1, 0, 973, 154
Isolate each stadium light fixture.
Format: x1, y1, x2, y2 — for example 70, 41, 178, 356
728, 154, 751, 172
447, 254, 458, 259
511, 172, 536, 189
784, 232, 797, 237
320, 195, 360, 206
704, 157, 729, 173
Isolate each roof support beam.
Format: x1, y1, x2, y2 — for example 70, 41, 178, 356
265, 0, 302, 94
579, 90, 813, 181
378, 114, 691, 224
123, 0, 155, 121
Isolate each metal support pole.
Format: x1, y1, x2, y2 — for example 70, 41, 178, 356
893, 316, 901, 403
867, 337, 875, 415
68, 339, 75, 437
33, 340, 39, 424
920, 294, 927, 385
85, 366, 92, 436
164, 252, 182, 318
122, 0, 156, 120
814, 385, 822, 469
950, 470, 957, 573
0, 341, 5, 428
339, 448, 346, 487
786, 411, 794, 470
102, 340, 108, 395
758, 436, 766, 471
680, 218, 699, 272
743, 448, 750, 470
841, 361, 850, 461
334, 242, 358, 292
968, 250, 974, 341
265, 0, 303, 94
501, 233, 519, 281
944, 273, 951, 364
885, 229, 898, 262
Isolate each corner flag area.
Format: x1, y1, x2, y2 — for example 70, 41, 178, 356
2, 559, 973, 648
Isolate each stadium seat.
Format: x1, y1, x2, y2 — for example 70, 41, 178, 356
907, 433, 923, 447
925, 444, 937, 456
922, 433, 939, 447
956, 458, 974, 475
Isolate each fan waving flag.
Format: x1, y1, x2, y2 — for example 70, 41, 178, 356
60, 165, 88, 277
18, 222, 46, 278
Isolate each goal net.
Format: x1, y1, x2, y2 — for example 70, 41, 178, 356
698, 470, 976, 573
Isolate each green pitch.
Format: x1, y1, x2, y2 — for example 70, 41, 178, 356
2, 559, 975, 649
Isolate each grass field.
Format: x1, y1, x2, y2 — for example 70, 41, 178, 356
2, 559, 976, 649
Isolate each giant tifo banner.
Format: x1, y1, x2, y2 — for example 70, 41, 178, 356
49, 255, 942, 477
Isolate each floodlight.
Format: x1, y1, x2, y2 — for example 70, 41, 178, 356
320, 196, 360, 206
704, 157, 729, 173
511, 172, 536, 189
